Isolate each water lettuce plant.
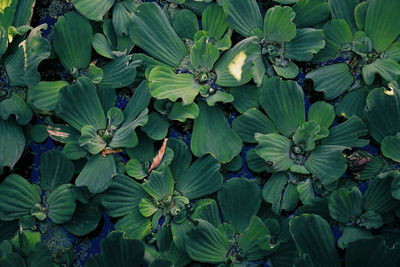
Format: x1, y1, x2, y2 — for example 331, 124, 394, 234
1, 0, 400, 266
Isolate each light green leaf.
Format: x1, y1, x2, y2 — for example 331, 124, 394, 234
273, 62, 299, 79
221, 0, 263, 38
308, 101, 335, 128
185, 220, 230, 264
142, 112, 169, 141
232, 109, 278, 143
115, 209, 152, 240
263, 6, 296, 43
306, 63, 354, 100
365, 0, 400, 52
259, 77, 305, 137
191, 102, 242, 163
56, 77, 106, 131
321, 115, 369, 147
28, 81, 68, 111
79, 125, 107, 154
47, 184, 76, 224
149, 66, 200, 105
126, 158, 147, 180
362, 58, 400, 85
202, 3, 228, 40
328, 187, 362, 223
285, 28, 325, 61
0, 175, 41, 221
53, 12, 93, 72
75, 155, 117, 194
129, 3, 188, 67
191, 37, 220, 71
142, 166, 174, 201
214, 36, 261, 87
168, 102, 199, 122
102, 175, 148, 217
72, 0, 115, 21
293, 121, 329, 151
0, 92, 32, 125
305, 145, 347, 186
255, 133, 292, 172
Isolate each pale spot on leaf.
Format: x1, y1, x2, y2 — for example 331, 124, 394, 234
228, 51, 247, 81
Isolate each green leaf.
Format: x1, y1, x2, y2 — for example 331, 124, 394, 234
4, 24, 51, 87
149, 66, 200, 105
363, 176, 400, 214
293, 121, 329, 151
304, 145, 347, 186
381, 133, 400, 162
308, 101, 335, 129
273, 62, 299, 79
365, 0, 400, 53
138, 198, 158, 217
79, 125, 107, 154
329, 0, 359, 32
175, 155, 222, 199
263, 6, 296, 43
0, 92, 32, 125
346, 237, 400, 267
230, 84, 260, 113
306, 63, 354, 99
328, 187, 362, 223
167, 138, 192, 179
191, 102, 242, 163
262, 172, 299, 214
358, 210, 383, 229
335, 87, 368, 118
63, 202, 101, 236
76, 155, 117, 194
112, 2, 133, 36
99, 55, 138, 89
168, 102, 199, 122
142, 112, 169, 141
87, 232, 144, 267
238, 216, 274, 260
292, 0, 330, 28
259, 77, 305, 137
255, 133, 292, 172
53, 12, 93, 72
290, 214, 340, 267
126, 158, 147, 180
72, 0, 115, 21
221, 0, 263, 38
185, 220, 230, 264
0, 175, 41, 221
28, 81, 68, 111
129, 3, 188, 67
47, 184, 76, 224
338, 226, 371, 249
217, 178, 261, 232
56, 77, 105, 131
321, 115, 369, 147
171, 9, 199, 39
102, 175, 148, 217
362, 58, 400, 85
114, 209, 152, 240
202, 3, 229, 40
214, 37, 261, 87
40, 150, 75, 191
232, 109, 278, 143
365, 87, 400, 143
0, 119, 24, 172
142, 166, 174, 201
284, 28, 325, 61
191, 37, 220, 71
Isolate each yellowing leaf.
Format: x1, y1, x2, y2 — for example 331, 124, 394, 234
228, 51, 247, 81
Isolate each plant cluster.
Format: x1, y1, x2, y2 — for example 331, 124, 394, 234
1, 0, 400, 266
